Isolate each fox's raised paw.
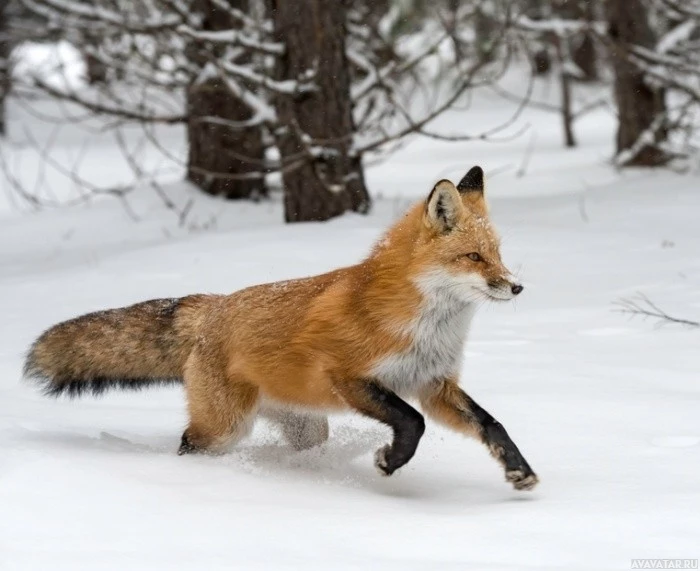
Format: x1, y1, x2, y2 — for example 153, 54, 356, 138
374, 444, 394, 476
506, 469, 539, 491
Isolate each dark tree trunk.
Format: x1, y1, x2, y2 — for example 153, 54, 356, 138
187, 78, 267, 200
186, 0, 267, 199
271, 0, 370, 223
84, 52, 107, 85
526, 0, 551, 74
554, 37, 576, 148
533, 48, 552, 75
446, 0, 462, 61
570, 0, 598, 81
0, 0, 10, 137
81, 30, 107, 85
571, 31, 597, 81
606, 0, 668, 166
474, 4, 497, 64
532, 1, 598, 79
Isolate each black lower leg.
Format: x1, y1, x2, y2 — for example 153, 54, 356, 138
337, 379, 425, 476
466, 396, 538, 489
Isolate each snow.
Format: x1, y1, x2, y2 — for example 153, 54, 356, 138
2, 69, 700, 571
11, 41, 86, 92
656, 20, 696, 54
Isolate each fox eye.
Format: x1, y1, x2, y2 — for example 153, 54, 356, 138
465, 252, 483, 262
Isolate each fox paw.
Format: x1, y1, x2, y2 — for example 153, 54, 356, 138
374, 444, 394, 476
506, 469, 539, 491
178, 431, 198, 456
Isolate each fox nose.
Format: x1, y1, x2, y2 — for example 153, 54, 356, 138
511, 284, 524, 295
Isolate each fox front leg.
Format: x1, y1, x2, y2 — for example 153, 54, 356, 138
420, 379, 538, 491
333, 378, 426, 475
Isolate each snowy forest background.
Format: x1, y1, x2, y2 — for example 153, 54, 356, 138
2, 0, 700, 221
1, 1, 699, 570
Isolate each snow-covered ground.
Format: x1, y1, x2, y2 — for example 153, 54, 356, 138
1, 71, 700, 571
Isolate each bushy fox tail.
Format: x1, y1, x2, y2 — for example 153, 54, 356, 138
24, 295, 210, 397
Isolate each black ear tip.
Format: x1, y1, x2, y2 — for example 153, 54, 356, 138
457, 165, 485, 192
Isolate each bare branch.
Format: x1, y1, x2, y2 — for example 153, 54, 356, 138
614, 293, 700, 328
30, 79, 186, 124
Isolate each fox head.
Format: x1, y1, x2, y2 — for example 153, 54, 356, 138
413, 166, 523, 304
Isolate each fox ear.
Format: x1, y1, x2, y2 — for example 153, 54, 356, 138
457, 166, 484, 194
425, 180, 462, 233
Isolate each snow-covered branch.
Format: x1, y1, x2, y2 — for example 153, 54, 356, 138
512, 15, 606, 36
177, 25, 284, 56
20, 0, 182, 32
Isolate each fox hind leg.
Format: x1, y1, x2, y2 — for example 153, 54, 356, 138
178, 355, 259, 455
266, 410, 329, 451
179, 380, 259, 455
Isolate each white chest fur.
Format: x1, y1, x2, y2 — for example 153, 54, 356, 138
369, 293, 476, 395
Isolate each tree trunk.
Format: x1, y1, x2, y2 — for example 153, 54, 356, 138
187, 79, 267, 200
525, 0, 551, 74
555, 37, 576, 148
271, 0, 370, 223
551, 0, 598, 81
571, 32, 597, 81
186, 0, 267, 199
606, 0, 668, 166
0, 0, 10, 137
81, 30, 107, 85
84, 52, 107, 85
570, 0, 598, 81
474, 4, 497, 64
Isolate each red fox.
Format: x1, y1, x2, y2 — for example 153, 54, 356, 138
24, 166, 538, 490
